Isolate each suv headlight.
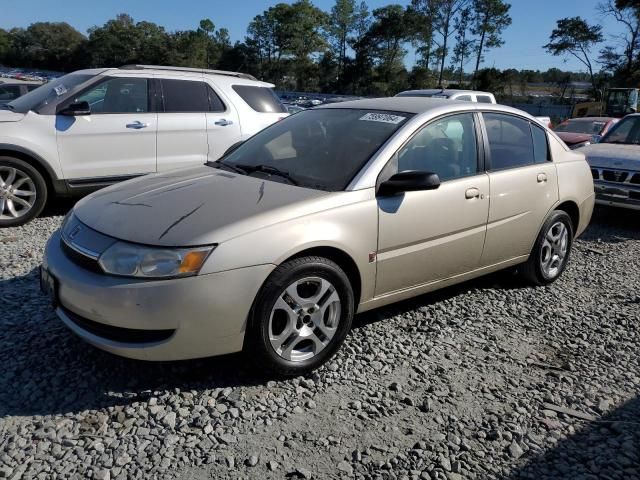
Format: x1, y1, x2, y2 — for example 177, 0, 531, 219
98, 242, 215, 278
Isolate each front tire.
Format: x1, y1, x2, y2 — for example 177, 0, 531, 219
247, 256, 355, 376
520, 210, 573, 286
0, 157, 48, 228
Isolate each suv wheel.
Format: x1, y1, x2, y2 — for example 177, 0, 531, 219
248, 256, 354, 376
0, 157, 47, 228
520, 210, 573, 285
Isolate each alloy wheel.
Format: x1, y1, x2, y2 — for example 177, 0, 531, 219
540, 221, 569, 279
0, 166, 37, 220
268, 276, 341, 362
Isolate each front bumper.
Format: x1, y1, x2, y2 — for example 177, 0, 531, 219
43, 231, 275, 360
593, 180, 640, 210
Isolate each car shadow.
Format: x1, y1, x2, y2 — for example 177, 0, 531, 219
505, 395, 640, 479
41, 196, 77, 218
0, 267, 269, 418
580, 206, 640, 243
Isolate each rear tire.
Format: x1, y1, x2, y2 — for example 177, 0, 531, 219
0, 156, 47, 228
247, 256, 354, 376
520, 210, 573, 286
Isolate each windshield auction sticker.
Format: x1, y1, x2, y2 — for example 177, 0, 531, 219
359, 113, 406, 124
54, 85, 68, 96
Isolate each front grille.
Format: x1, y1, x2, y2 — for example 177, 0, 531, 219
61, 239, 102, 273
591, 169, 600, 180
62, 306, 175, 344
631, 173, 640, 185
630, 191, 640, 201
602, 170, 629, 183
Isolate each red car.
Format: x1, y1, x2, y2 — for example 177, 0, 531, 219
553, 117, 618, 149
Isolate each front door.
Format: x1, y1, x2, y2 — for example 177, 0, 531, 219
376, 112, 490, 296
55, 75, 157, 180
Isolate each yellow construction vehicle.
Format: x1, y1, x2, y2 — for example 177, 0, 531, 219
572, 87, 639, 118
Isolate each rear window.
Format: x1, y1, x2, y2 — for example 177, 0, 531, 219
232, 85, 287, 113
0, 85, 21, 101
476, 95, 493, 104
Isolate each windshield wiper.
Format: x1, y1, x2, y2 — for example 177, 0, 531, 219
206, 160, 247, 174
236, 164, 299, 185
1, 104, 15, 110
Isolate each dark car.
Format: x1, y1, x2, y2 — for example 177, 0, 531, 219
553, 117, 618, 149
0, 82, 41, 106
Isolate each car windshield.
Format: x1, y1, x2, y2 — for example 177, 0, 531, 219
554, 119, 606, 134
217, 108, 412, 191
600, 116, 640, 145
5, 73, 94, 113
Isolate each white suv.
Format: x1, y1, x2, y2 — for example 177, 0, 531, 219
0, 65, 288, 227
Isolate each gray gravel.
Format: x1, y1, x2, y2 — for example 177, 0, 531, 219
0, 205, 639, 479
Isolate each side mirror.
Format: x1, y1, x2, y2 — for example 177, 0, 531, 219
377, 170, 441, 197
591, 134, 602, 144
223, 140, 244, 157
58, 101, 90, 116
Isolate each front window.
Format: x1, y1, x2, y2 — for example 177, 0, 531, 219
72, 77, 149, 114
219, 108, 412, 191
600, 115, 640, 145
5, 73, 93, 113
554, 119, 606, 134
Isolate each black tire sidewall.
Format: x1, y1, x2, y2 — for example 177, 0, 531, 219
0, 156, 48, 228
249, 257, 355, 376
532, 210, 574, 284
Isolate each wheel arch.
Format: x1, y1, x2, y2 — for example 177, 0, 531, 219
0, 144, 67, 196
282, 246, 363, 308
554, 200, 580, 236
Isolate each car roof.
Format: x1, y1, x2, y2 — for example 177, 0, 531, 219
72, 66, 274, 88
317, 96, 533, 118
397, 89, 494, 96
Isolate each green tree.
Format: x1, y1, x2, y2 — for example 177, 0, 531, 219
328, 0, 368, 84
598, 0, 640, 82
544, 17, 603, 93
406, 1, 436, 70
0, 28, 11, 64
471, 0, 511, 83
451, 7, 474, 84
431, 0, 470, 86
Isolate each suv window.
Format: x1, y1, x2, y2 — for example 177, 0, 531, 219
232, 85, 287, 113
161, 79, 210, 113
476, 95, 493, 104
531, 124, 549, 163
0, 85, 21, 101
456, 95, 472, 101
397, 113, 478, 182
74, 77, 149, 114
483, 113, 534, 170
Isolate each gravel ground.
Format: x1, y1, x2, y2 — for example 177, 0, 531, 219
0, 203, 639, 480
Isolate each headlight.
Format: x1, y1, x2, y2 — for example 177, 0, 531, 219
98, 242, 215, 278
570, 141, 591, 150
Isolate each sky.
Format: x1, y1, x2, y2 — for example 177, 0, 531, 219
0, 0, 626, 73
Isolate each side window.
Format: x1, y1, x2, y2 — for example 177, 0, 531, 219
161, 79, 209, 113
477, 95, 493, 104
397, 113, 478, 182
232, 85, 288, 113
207, 85, 225, 112
456, 95, 472, 101
0, 85, 21, 101
73, 77, 149, 114
483, 113, 534, 170
531, 124, 550, 163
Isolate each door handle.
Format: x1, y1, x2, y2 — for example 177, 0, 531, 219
537, 173, 548, 183
465, 187, 480, 199
214, 118, 233, 126
126, 121, 149, 129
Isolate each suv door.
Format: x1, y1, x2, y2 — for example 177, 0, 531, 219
480, 112, 558, 266
205, 82, 241, 160
55, 75, 157, 180
156, 77, 228, 171
376, 112, 490, 296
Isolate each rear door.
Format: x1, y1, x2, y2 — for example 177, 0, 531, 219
55, 75, 157, 180
480, 112, 558, 266
156, 77, 212, 171
204, 81, 241, 161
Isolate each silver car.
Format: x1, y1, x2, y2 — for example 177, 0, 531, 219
579, 113, 640, 210
41, 98, 595, 375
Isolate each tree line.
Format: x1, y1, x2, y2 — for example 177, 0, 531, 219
0, 0, 637, 97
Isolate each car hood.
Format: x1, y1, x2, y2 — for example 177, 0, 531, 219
0, 110, 25, 122
74, 166, 329, 246
579, 143, 640, 169
556, 132, 591, 145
